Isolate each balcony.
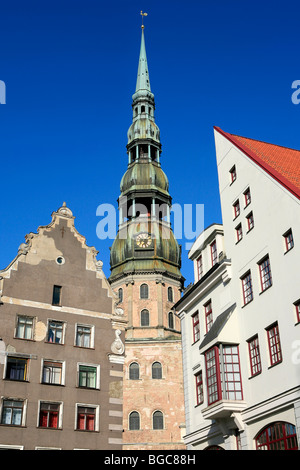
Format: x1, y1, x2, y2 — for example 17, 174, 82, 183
202, 399, 247, 421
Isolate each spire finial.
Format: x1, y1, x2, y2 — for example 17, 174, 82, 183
140, 11, 148, 29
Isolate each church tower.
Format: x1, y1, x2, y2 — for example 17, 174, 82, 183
109, 20, 186, 450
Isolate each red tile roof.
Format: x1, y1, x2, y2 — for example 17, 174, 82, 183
214, 127, 300, 200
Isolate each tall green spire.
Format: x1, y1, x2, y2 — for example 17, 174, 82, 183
135, 28, 151, 94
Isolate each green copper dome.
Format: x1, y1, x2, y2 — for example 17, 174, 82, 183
120, 161, 169, 196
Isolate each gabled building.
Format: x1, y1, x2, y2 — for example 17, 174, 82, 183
0, 203, 126, 450
175, 128, 300, 450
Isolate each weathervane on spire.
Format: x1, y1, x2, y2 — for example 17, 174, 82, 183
140, 11, 148, 29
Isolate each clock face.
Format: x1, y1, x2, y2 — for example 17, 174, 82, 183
136, 233, 152, 248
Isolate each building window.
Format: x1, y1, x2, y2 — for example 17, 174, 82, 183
152, 362, 162, 379
284, 229, 294, 252
129, 411, 140, 430
205, 345, 243, 405
15, 315, 34, 340
77, 406, 97, 431
168, 311, 174, 329
197, 255, 203, 280
266, 323, 282, 366
235, 223, 243, 243
47, 320, 64, 344
141, 309, 150, 326
247, 336, 261, 376
129, 362, 139, 380
78, 365, 98, 389
39, 402, 61, 429
241, 271, 253, 305
294, 300, 300, 323
6, 356, 29, 382
204, 301, 213, 333
255, 422, 298, 450
192, 312, 200, 343
153, 411, 164, 430
42, 361, 63, 385
259, 256, 272, 292
75, 325, 93, 348
140, 283, 149, 299
233, 200, 240, 219
52, 285, 62, 306
1, 399, 24, 426
246, 211, 254, 232
167, 287, 173, 302
230, 165, 236, 183
195, 371, 203, 405
244, 187, 251, 207
118, 288, 123, 302
210, 240, 218, 266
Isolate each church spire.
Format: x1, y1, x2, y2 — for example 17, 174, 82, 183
135, 27, 151, 94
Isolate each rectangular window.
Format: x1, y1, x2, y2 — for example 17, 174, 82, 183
76, 325, 93, 348
244, 187, 251, 207
233, 200, 240, 219
6, 357, 29, 381
47, 320, 64, 344
204, 301, 213, 333
195, 371, 203, 406
42, 361, 63, 385
230, 165, 236, 183
205, 347, 222, 405
15, 316, 34, 340
77, 406, 96, 431
246, 212, 254, 231
235, 223, 243, 242
259, 256, 272, 292
52, 286, 62, 306
266, 323, 282, 366
284, 229, 294, 252
295, 301, 300, 323
192, 312, 200, 343
1, 400, 24, 426
39, 403, 60, 429
197, 255, 203, 280
210, 241, 218, 266
78, 365, 97, 389
241, 271, 253, 305
247, 336, 261, 376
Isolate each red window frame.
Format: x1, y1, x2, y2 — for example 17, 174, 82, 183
266, 323, 282, 366
204, 301, 213, 333
295, 301, 300, 323
222, 346, 243, 401
246, 212, 254, 231
192, 312, 200, 343
236, 224, 243, 242
256, 422, 298, 450
244, 188, 251, 207
210, 241, 217, 266
77, 406, 96, 431
241, 271, 253, 305
259, 256, 272, 292
205, 347, 222, 405
248, 335, 261, 376
233, 200, 240, 219
284, 229, 294, 252
197, 255, 203, 280
195, 371, 203, 405
230, 165, 236, 183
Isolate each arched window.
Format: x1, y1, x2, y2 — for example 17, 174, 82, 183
141, 309, 150, 326
129, 411, 140, 430
140, 284, 149, 299
204, 445, 224, 450
255, 422, 298, 450
168, 312, 174, 329
153, 410, 164, 430
118, 288, 123, 303
168, 287, 173, 302
129, 362, 139, 380
152, 362, 162, 379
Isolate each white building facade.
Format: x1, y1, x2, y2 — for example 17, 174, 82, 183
175, 127, 300, 450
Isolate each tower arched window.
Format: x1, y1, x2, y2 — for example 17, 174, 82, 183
168, 311, 174, 330
153, 411, 164, 430
118, 288, 123, 303
168, 287, 173, 302
255, 422, 298, 450
129, 362, 139, 380
152, 362, 162, 379
140, 284, 149, 299
129, 411, 140, 430
141, 309, 150, 326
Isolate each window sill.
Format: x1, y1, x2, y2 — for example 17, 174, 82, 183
268, 360, 282, 370
235, 238, 243, 245
241, 298, 253, 308
284, 247, 294, 255
248, 371, 262, 380
259, 284, 272, 295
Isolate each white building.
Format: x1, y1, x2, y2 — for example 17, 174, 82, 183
175, 127, 300, 450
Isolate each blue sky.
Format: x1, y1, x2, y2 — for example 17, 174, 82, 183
1, 0, 300, 286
